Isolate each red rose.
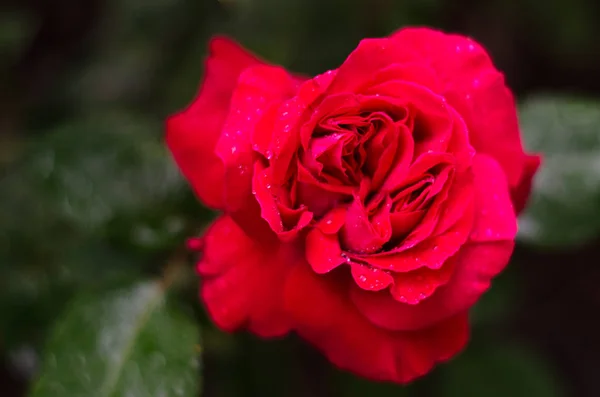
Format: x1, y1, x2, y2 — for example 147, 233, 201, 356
167, 27, 540, 383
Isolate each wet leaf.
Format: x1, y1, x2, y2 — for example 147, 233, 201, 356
30, 280, 201, 397
518, 94, 600, 247
0, 241, 142, 348
0, 113, 202, 348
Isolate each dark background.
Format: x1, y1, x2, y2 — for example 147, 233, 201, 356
1, 0, 600, 396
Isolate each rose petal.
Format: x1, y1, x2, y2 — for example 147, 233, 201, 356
351, 240, 514, 331
511, 154, 542, 214
216, 65, 298, 212
350, 263, 394, 291
469, 154, 517, 242
269, 70, 338, 184
252, 161, 313, 240
389, 258, 456, 304
433, 170, 475, 235
326, 38, 403, 94
306, 228, 346, 274
390, 210, 426, 240
284, 263, 469, 383
198, 216, 295, 337
391, 27, 532, 189
363, 63, 442, 93
364, 81, 454, 162
351, 202, 474, 273
341, 195, 392, 254
166, 37, 264, 209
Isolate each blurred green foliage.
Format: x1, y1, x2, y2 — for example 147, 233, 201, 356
1, 0, 599, 396
31, 281, 200, 397
519, 95, 600, 248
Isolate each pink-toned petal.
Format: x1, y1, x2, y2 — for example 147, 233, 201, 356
389, 259, 456, 304
166, 113, 226, 209
446, 106, 475, 171
318, 207, 348, 234
296, 161, 354, 216
284, 263, 469, 383
363, 63, 442, 93
433, 170, 475, 235
341, 196, 391, 254
372, 123, 414, 192
216, 65, 298, 212
391, 28, 531, 189
469, 154, 517, 242
277, 205, 314, 240
351, 203, 474, 272
306, 227, 346, 274
511, 154, 542, 214
363, 81, 454, 161
269, 70, 337, 183
166, 37, 264, 209
385, 154, 455, 252
252, 161, 313, 241
326, 38, 403, 94
390, 210, 426, 240
351, 240, 514, 331
198, 216, 296, 337
449, 71, 527, 188
350, 263, 394, 291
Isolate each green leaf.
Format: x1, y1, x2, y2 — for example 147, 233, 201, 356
0, 241, 143, 348
30, 280, 201, 397
518, 94, 600, 247
0, 113, 203, 347
438, 343, 565, 397
1, 113, 187, 241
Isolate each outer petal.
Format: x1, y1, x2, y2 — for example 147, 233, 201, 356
284, 264, 469, 383
197, 216, 296, 337
166, 37, 264, 209
511, 154, 542, 214
216, 64, 300, 212
326, 38, 403, 94
470, 154, 518, 242
351, 240, 514, 331
391, 27, 535, 191
252, 161, 313, 240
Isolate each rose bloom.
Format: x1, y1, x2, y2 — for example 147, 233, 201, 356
167, 27, 540, 383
